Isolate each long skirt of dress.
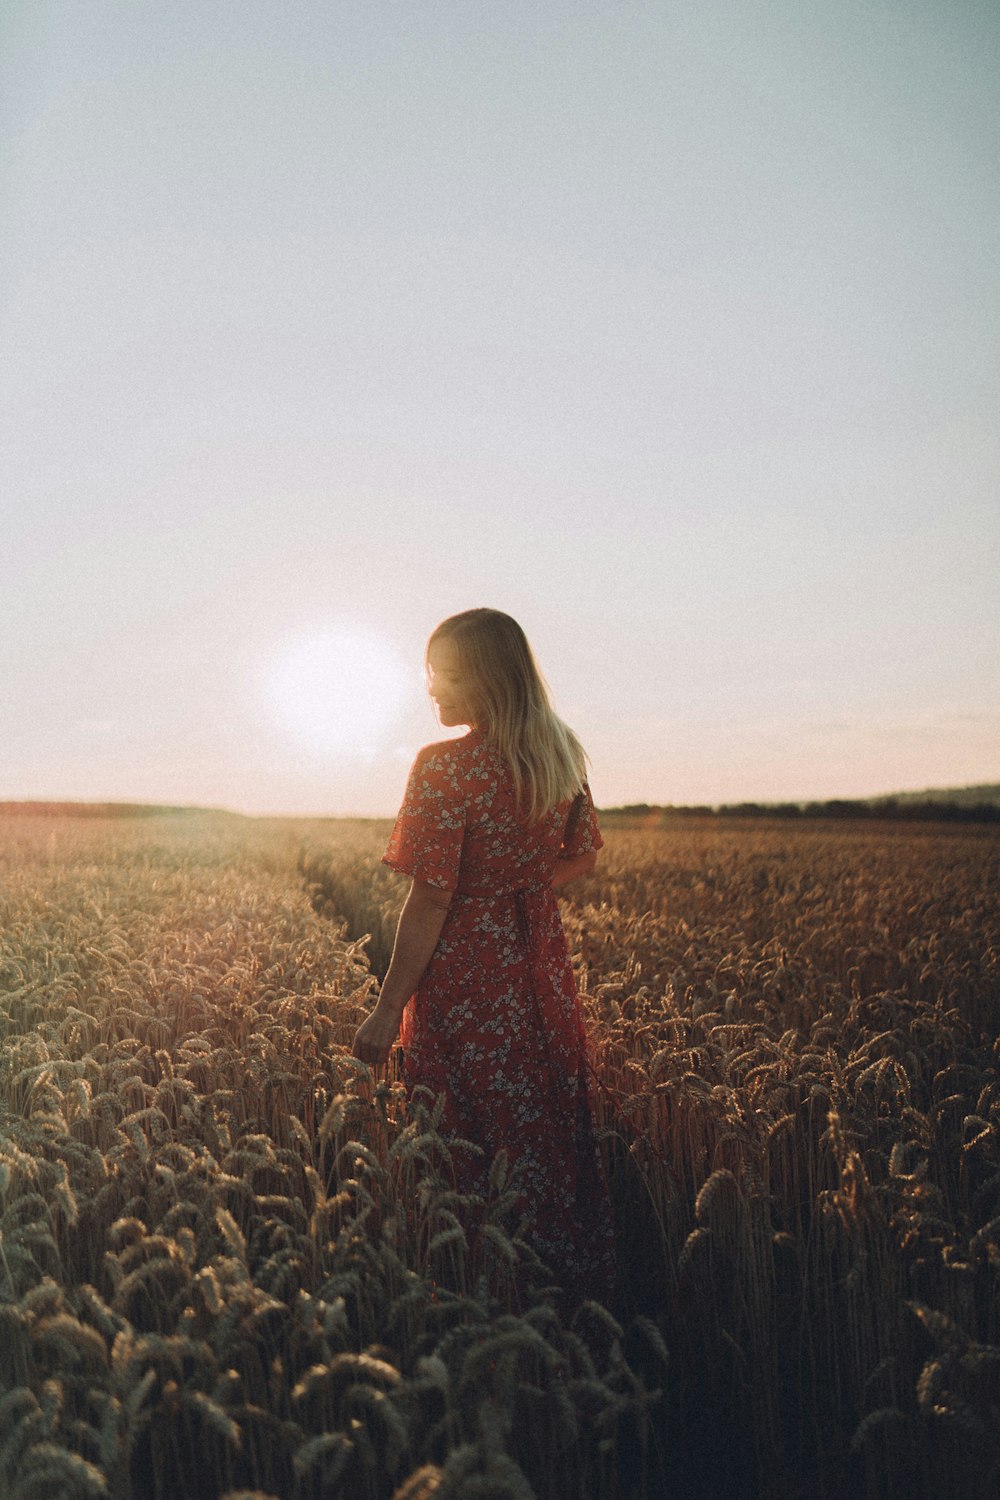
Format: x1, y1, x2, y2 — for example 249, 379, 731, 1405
399, 883, 616, 1307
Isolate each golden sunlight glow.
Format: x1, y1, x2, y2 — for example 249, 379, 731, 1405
265, 621, 412, 758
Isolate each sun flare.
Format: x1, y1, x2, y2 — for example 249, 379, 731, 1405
266, 621, 412, 758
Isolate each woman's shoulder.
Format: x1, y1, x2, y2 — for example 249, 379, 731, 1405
412, 731, 488, 776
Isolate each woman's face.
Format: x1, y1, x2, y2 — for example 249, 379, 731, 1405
427, 637, 477, 728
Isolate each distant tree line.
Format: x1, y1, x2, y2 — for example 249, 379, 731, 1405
601, 799, 1000, 825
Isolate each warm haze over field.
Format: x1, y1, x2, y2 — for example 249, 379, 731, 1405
3, 1, 998, 816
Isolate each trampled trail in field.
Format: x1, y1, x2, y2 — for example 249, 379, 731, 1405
1, 812, 998, 1499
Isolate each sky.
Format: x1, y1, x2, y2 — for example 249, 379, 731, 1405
2, 0, 998, 816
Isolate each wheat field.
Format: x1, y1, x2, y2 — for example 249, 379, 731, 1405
0, 810, 997, 1500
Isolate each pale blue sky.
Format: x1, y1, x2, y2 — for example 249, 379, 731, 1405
3, 1, 998, 814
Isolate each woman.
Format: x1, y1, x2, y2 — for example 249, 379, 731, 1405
352, 608, 615, 1303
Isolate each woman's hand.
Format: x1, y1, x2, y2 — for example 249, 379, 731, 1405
551, 849, 598, 890
352, 999, 404, 1068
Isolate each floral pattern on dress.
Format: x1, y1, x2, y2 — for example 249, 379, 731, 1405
383, 729, 615, 1303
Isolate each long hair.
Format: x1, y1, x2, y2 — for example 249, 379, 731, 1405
427, 608, 587, 821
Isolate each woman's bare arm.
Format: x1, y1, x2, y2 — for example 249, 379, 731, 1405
551, 849, 598, 890
351, 878, 451, 1066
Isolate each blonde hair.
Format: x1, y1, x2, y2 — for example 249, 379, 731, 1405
428, 608, 587, 821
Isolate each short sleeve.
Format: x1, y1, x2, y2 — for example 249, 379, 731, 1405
560, 782, 603, 857
382, 746, 467, 893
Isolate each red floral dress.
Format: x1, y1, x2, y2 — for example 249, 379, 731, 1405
383, 729, 616, 1304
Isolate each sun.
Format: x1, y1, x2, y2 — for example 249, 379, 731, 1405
265, 621, 413, 758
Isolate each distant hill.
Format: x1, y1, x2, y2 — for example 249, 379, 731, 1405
0, 801, 240, 819
3, 788, 997, 825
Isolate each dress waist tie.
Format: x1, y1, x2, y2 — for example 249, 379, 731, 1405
513, 886, 534, 954
515, 883, 589, 1064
